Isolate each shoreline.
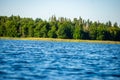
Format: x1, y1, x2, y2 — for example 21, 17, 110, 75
0, 37, 120, 44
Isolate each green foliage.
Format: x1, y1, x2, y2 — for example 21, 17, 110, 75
73, 24, 83, 39
96, 24, 106, 40
57, 24, 67, 39
57, 22, 73, 39
108, 27, 120, 41
89, 22, 97, 40
0, 15, 120, 41
48, 26, 57, 38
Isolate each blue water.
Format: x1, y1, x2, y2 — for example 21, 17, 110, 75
0, 40, 120, 80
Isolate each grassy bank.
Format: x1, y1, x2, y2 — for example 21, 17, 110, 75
0, 37, 120, 44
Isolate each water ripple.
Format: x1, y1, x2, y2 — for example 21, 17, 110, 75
0, 40, 120, 80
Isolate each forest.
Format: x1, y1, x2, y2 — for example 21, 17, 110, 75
0, 15, 120, 41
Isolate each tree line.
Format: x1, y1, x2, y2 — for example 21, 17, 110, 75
0, 15, 120, 41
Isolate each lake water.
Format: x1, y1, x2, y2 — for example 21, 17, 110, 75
0, 40, 120, 80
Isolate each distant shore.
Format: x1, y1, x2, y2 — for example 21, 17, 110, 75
0, 37, 120, 44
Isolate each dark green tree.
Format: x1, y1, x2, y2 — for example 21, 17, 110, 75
57, 22, 73, 39
73, 24, 84, 39
89, 22, 98, 40
0, 15, 120, 41
48, 26, 57, 38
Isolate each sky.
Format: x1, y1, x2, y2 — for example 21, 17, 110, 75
0, 0, 120, 25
